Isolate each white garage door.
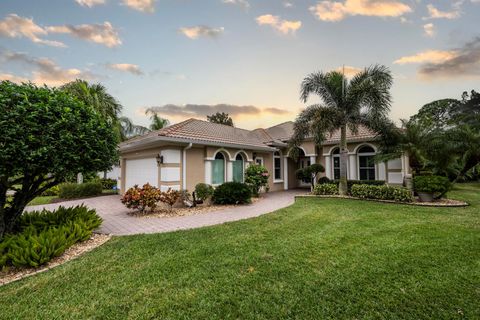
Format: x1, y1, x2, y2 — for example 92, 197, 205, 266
125, 158, 158, 190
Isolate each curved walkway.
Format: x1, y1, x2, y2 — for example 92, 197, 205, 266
25, 190, 306, 235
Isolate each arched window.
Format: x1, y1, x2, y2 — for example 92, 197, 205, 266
274, 151, 282, 181
358, 145, 376, 180
233, 153, 244, 182
212, 152, 225, 185
332, 148, 340, 180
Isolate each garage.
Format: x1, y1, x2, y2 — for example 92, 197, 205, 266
124, 158, 158, 190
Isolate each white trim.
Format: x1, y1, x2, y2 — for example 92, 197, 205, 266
287, 146, 307, 157
348, 154, 357, 180
352, 143, 378, 154
283, 156, 288, 190
227, 161, 233, 182
182, 143, 192, 190
273, 180, 284, 183
273, 151, 283, 181
232, 150, 253, 162
254, 156, 264, 166
325, 155, 332, 179
357, 145, 376, 180
213, 148, 232, 161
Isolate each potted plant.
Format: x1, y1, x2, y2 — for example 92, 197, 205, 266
413, 175, 451, 202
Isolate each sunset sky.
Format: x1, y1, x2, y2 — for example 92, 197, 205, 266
1, 0, 479, 129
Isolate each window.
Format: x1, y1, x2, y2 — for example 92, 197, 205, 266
332, 148, 340, 180
233, 154, 244, 182
358, 146, 376, 180
255, 157, 264, 166
212, 152, 225, 185
274, 151, 282, 181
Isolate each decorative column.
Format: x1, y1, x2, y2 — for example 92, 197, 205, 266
378, 162, 386, 181
325, 155, 332, 179
227, 161, 233, 182
204, 160, 212, 184
283, 156, 289, 190
348, 154, 357, 180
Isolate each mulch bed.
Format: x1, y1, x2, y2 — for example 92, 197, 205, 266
128, 197, 261, 218
0, 233, 111, 287
296, 194, 469, 207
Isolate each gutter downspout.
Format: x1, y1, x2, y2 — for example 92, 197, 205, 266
182, 143, 193, 190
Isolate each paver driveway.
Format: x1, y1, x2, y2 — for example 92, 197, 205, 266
26, 190, 306, 235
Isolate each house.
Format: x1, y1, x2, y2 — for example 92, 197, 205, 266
118, 118, 411, 193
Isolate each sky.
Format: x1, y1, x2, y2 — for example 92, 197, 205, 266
0, 0, 479, 130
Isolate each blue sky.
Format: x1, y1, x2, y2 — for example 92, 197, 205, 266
1, 0, 479, 129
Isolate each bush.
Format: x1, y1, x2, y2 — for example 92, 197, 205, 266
0, 205, 101, 269
313, 183, 339, 195
318, 176, 331, 184
121, 184, 161, 213
332, 180, 385, 193
159, 188, 181, 210
414, 175, 451, 196
245, 165, 269, 196
58, 182, 103, 199
212, 182, 252, 205
41, 185, 60, 196
194, 183, 214, 201
100, 178, 117, 190
351, 184, 413, 202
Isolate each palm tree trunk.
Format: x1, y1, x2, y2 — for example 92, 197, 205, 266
339, 125, 348, 195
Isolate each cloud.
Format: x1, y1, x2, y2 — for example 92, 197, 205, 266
106, 63, 143, 75
423, 3, 462, 20
394, 37, 480, 79
0, 14, 65, 47
256, 14, 302, 35
75, 0, 105, 7
284, 2, 294, 8
143, 104, 290, 118
0, 50, 95, 86
47, 22, 121, 47
0, 72, 29, 83
178, 26, 224, 39
335, 65, 362, 77
309, 0, 412, 22
222, 0, 250, 9
423, 23, 435, 37
122, 0, 156, 13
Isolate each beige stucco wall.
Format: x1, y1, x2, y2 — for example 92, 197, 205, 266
185, 147, 205, 191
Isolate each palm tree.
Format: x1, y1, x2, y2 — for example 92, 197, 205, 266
290, 65, 393, 195
145, 108, 169, 130
118, 116, 150, 141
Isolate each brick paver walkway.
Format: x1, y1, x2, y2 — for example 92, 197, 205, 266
26, 190, 306, 235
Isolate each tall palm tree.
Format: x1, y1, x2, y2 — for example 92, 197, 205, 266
290, 65, 393, 195
118, 116, 150, 141
145, 108, 169, 130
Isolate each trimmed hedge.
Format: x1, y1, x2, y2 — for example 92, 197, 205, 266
1, 206, 102, 269
41, 185, 60, 196
332, 179, 386, 192
194, 183, 214, 201
351, 184, 413, 202
212, 182, 252, 205
313, 183, 339, 195
100, 178, 117, 190
414, 175, 451, 195
59, 182, 103, 199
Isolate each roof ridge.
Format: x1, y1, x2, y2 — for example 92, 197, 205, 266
158, 118, 196, 136
265, 120, 294, 130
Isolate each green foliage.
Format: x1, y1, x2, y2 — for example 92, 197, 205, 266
244, 165, 269, 196
318, 176, 331, 184
100, 178, 117, 190
297, 164, 325, 189
159, 188, 181, 210
332, 179, 385, 193
207, 112, 234, 126
59, 182, 103, 199
212, 182, 252, 205
0, 206, 101, 268
351, 184, 413, 202
313, 183, 339, 195
145, 108, 169, 130
414, 175, 451, 195
194, 183, 214, 201
0, 81, 118, 238
121, 184, 161, 213
41, 185, 60, 196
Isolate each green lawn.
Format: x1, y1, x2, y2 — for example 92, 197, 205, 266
27, 195, 59, 206
1, 184, 479, 319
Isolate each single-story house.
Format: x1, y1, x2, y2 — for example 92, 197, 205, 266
118, 118, 411, 193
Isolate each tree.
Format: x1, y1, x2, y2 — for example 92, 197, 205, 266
207, 112, 234, 126
145, 108, 169, 130
295, 164, 325, 191
0, 81, 118, 239
290, 65, 393, 195
118, 116, 150, 141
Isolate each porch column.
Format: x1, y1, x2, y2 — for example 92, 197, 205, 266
348, 154, 357, 180
283, 156, 288, 190
226, 161, 233, 182
204, 160, 212, 184
325, 155, 332, 179
378, 162, 386, 181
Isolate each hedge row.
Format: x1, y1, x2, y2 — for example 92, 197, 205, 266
0, 206, 102, 269
351, 184, 413, 202
212, 182, 252, 205
59, 182, 103, 199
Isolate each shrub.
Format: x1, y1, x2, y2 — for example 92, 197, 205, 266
212, 182, 252, 205
41, 185, 60, 196
159, 188, 181, 210
100, 178, 117, 190
332, 179, 385, 193
313, 183, 339, 195
245, 165, 269, 196
121, 183, 161, 213
351, 184, 413, 202
194, 183, 214, 201
414, 175, 451, 196
318, 176, 331, 184
0, 205, 101, 269
58, 182, 103, 199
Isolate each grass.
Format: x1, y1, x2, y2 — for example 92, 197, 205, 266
27, 195, 58, 206
1, 183, 479, 319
